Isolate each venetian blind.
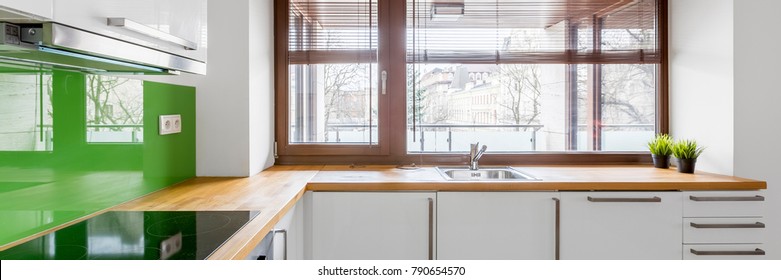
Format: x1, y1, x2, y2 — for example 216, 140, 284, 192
288, 0, 378, 64
407, 0, 660, 64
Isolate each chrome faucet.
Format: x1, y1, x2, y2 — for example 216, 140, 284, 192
469, 143, 488, 170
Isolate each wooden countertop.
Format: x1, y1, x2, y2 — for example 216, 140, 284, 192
309, 165, 766, 191
113, 165, 323, 260
110, 165, 765, 260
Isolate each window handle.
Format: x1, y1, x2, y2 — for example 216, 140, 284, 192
381, 70, 388, 95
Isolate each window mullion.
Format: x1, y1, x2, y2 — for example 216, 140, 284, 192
565, 19, 579, 151
591, 15, 604, 151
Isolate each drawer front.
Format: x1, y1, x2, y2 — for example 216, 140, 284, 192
560, 192, 683, 260
683, 218, 766, 244
684, 191, 765, 217
684, 245, 767, 260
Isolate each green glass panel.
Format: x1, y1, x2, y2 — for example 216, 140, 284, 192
0, 64, 196, 251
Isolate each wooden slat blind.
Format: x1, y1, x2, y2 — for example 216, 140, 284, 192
289, 0, 379, 64
407, 0, 660, 64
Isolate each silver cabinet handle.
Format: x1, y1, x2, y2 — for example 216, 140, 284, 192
272, 229, 288, 260
381, 70, 388, 95
690, 248, 765, 256
427, 197, 434, 260
690, 222, 765, 229
107, 17, 198, 50
552, 198, 560, 261
587, 196, 662, 203
689, 195, 764, 202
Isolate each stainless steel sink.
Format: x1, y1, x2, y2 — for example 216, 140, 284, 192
436, 166, 541, 181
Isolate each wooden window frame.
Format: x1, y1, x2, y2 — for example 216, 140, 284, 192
274, 0, 669, 165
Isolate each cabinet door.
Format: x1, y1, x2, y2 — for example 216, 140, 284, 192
52, 0, 206, 61
272, 198, 305, 260
0, 0, 52, 19
560, 192, 683, 260
311, 192, 436, 260
437, 192, 559, 260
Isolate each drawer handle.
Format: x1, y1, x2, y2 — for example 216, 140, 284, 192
428, 197, 434, 261
690, 222, 765, 229
107, 17, 198, 50
552, 198, 560, 260
690, 248, 765, 256
689, 195, 764, 202
272, 229, 288, 260
587, 196, 661, 203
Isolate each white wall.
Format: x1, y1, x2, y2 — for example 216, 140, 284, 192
734, 0, 781, 260
669, 0, 734, 175
248, 0, 276, 175
672, 0, 780, 259
142, 0, 275, 176
194, 0, 251, 176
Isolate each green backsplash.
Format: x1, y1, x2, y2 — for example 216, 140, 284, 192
143, 81, 197, 187
0, 68, 196, 249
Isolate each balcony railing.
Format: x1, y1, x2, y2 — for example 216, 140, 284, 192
320, 123, 544, 152
408, 124, 544, 152
315, 123, 655, 152
86, 124, 143, 143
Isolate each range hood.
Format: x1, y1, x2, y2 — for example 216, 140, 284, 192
0, 22, 206, 75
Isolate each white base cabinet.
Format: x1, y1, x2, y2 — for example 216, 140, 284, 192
306, 190, 765, 260
246, 197, 305, 260
560, 192, 683, 260
437, 192, 559, 260
310, 192, 436, 260
683, 191, 767, 259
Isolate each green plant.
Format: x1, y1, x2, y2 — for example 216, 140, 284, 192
672, 139, 705, 159
647, 134, 674, 156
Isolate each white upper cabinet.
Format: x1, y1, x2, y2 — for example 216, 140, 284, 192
0, 0, 53, 20
52, 0, 206, 62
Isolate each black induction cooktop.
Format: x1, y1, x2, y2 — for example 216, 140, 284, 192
0, 211, 260, 260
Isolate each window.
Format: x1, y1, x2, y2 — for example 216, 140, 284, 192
407, 0, 661, 153
85, 75, 144, 143
279, 0, 388, 156
275, 0, 667, 163
0, 70, 53, 152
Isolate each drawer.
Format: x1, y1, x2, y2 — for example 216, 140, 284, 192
684, 244, 767, 260
683, 218, 765, 244
684, 191, 765, 217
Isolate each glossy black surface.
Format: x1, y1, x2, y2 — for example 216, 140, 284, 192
0, 211, 259, 260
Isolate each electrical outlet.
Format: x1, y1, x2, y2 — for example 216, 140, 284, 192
159, 114, 182, 135
159, 232, 183, 260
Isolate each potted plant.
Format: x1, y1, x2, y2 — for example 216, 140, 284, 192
672, 139, 705, 174
647, 134, 673, 169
